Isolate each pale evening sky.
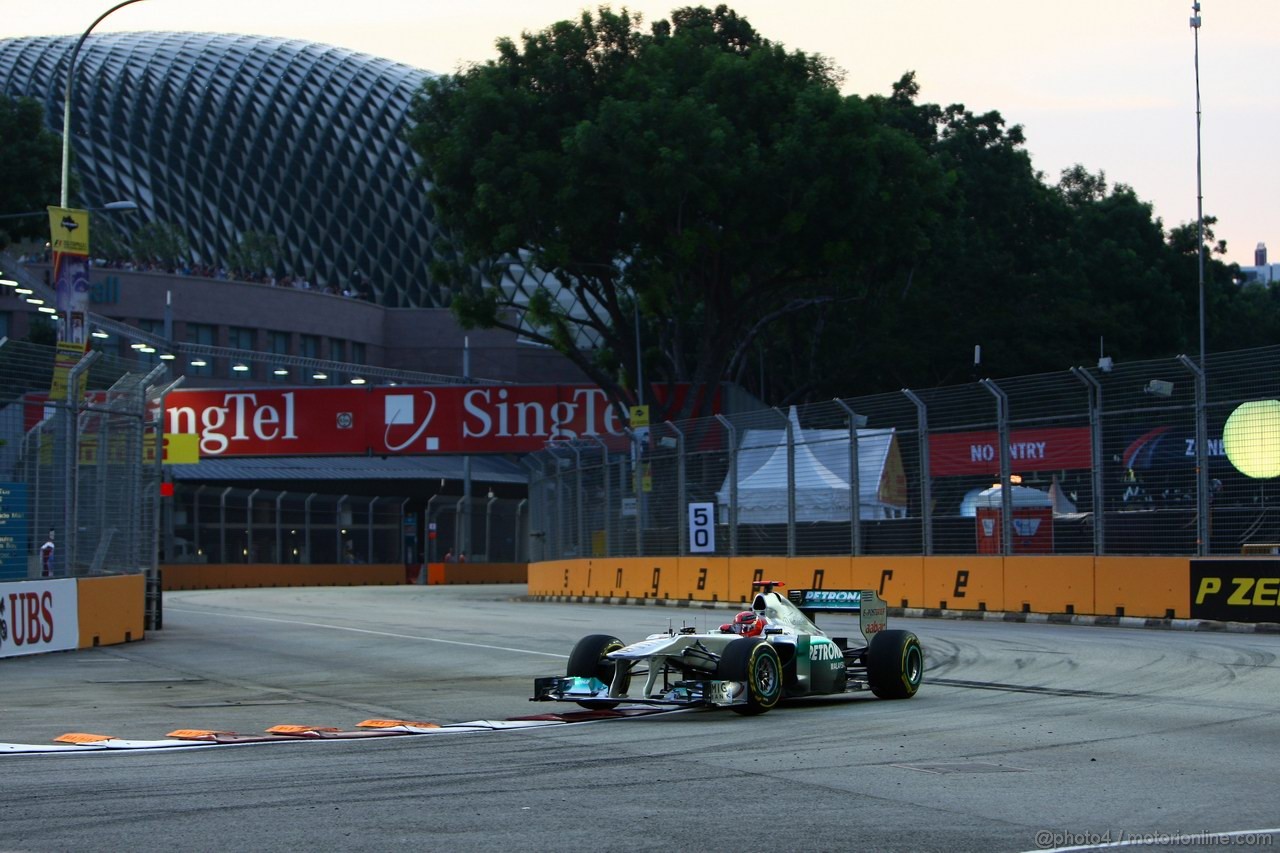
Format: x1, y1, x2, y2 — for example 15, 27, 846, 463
8, 0, 1277, 267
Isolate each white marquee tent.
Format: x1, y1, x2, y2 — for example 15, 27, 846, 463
715, 407, 907, 524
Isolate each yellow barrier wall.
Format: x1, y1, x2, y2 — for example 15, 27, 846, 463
1005, 556, 1095, 615
851, 557, 925, 608
77, 574, 145, 648
924, 557, 1004, 611
530, 556, 1197, 620
1094, 557, 1189, 618
676, 557, 731, 602
432, 562, 528, 584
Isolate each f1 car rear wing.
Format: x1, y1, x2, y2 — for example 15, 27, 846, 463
787, 589, 889, 645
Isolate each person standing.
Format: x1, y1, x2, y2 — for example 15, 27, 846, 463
40, 531, 55, 578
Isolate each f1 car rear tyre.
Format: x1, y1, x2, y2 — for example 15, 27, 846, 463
717, 638, 783, 716
566, 634, 630, 708
866, 629, 923, 700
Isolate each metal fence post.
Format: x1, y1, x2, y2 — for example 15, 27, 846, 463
981, 379, 1013, 556
336, 494, 349, 563
64, 350, 101, 574
774, 408, 797, 557
590, 437, 610, 557
1178, 354, 1211, 555
276, 491, 286, 562
715, 414, 737, 556
834, 399, 864, 556
219, 486, 232, 563
571, 443, 584, 557
1071, 367, 1106, 554
367, 495, 381, 564
902, 389, 933, 556
304, 492, 316, 564
666, 422, 687, 554
246, 488, 260, 563
425, 493, 442, 563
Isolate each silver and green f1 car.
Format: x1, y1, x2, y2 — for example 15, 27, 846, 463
532, 581, 923, 715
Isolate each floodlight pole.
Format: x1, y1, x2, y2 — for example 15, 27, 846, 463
61, 0, 149, 207
1191, 3, 1205, 370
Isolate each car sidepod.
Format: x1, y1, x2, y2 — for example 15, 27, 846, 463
789, 635, 847, 696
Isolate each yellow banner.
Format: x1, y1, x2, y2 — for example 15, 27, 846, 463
142, 433, 201, 465
47, 206, 91, 255
48, 339, 88, 402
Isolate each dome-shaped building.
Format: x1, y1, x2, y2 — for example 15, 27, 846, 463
1, 32, 451, 307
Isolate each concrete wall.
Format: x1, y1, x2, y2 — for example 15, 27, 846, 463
527, 556, 1210, 620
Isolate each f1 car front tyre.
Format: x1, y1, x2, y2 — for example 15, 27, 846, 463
866, 629, 923, 699
566, 634, 630, 708
717, 638, 783, 716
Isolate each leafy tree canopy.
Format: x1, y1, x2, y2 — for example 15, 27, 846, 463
410, 9, 1254, 410
408, 4, 944, 419
0, 95, 64, 248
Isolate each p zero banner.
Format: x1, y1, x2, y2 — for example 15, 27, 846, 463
929, 427, 1092, 476
155, 385, 720, 457
1191, 559, 1280, 623
0, 579, 79, 659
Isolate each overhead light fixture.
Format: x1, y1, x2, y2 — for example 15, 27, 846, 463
25, 297, 43, 305
0, 278, 16, 287
130, 342, 147, 350
273, 367, 289, 376
37, 306, 58, 315
14, 287, 32, 295
139, 345, 156, 354
312, 372, 328, 380
190, 358, 208, 367
350, 377, 366, 385
91, 329, 109, 339
232, 362, 250, 372
159, 352, 176, 361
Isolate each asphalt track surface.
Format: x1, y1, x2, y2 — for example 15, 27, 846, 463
2, 584, 1279, 853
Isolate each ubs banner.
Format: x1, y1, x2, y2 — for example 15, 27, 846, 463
0, 579, 79, 658
1190, 560, 1280, 623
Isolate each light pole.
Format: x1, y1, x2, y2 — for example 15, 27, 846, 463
1191, 3, 1211, 556
1191, 2, 1205, 368
60, 0, 150, 208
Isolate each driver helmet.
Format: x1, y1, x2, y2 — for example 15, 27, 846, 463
732, 610, 766, 637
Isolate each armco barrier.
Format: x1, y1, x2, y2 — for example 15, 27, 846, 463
77, 574, 145, 648
425, 562, 528, 585
528, 556, 1198, 620
0, 574, 145, 659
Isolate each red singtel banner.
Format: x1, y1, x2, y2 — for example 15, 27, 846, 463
151, 384, 718, 457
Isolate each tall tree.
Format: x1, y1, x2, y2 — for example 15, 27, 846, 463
131, 221, 190, 271
407, 5, 943, 420
0, 95, 64, 248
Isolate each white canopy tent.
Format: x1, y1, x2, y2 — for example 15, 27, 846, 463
716, 407, 907, 523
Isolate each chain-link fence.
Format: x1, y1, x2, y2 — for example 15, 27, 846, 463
528, 346, 1280, 559
0, 339, 168, 581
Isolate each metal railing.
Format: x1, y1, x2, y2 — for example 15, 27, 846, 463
0, 339, 165, 581
528, 346, 1280, 559
162, 488, 529, 565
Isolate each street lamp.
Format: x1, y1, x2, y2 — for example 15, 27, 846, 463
1191, 2, 1205, 368
60, 0, 150, 208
